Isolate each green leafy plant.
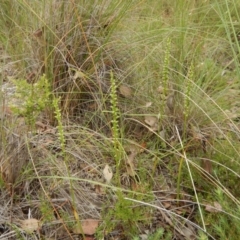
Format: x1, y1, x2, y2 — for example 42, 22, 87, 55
97, 191, 153, 239
40, 198, 55, 223
11, 74, 52, 127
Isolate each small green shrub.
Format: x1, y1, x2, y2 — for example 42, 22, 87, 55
11, 74, 52, 127
97, 191, 153, 239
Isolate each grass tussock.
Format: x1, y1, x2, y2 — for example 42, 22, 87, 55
1, 0, 240, 239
